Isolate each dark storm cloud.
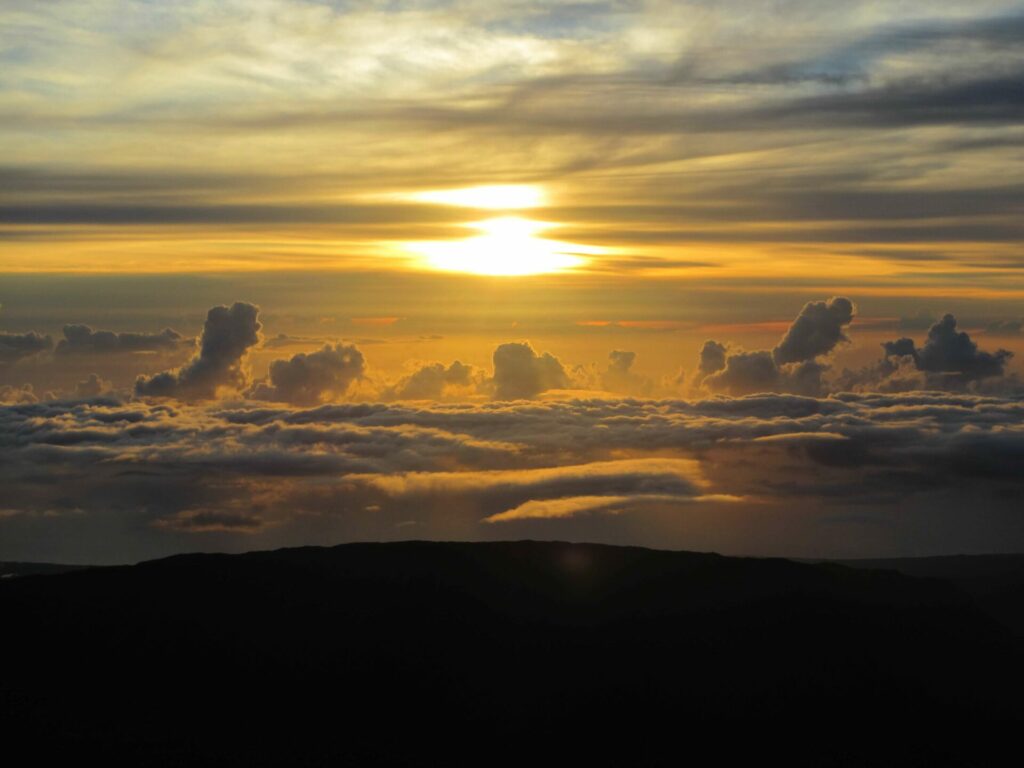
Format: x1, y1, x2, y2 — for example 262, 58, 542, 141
135, 303, 262, 400
249, 343, 366, 406
0, 331, 52, 364
56, 324, 191, 356
492, 342, 570, 400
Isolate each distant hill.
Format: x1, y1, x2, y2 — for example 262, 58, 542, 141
838, 554, 1024, 637
0, 561, 89, 579
2, 541, 1021, 766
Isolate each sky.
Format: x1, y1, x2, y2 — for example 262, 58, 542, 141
1, 1, 1023, 562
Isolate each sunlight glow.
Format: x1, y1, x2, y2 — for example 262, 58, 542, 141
410, 185, 545, 210
408, 216, 599, 276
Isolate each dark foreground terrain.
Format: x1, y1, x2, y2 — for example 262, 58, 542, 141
2, 541, 1022, 766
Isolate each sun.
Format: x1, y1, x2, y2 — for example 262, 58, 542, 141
407, 216, 599, 276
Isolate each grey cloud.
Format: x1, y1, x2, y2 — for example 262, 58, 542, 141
0, 331, 52, 364
135, 303, 262, 400
249, 343, 366, 406
153, 509, 264, 533
0, 384, 38, 404
882, 338, 918, 359
985, 319, 1022, 336
56, 324, 191, 356
2, 392, 1024, 562
773, 297, 854, 365
74, 373, 110, 398
864, 315, 1014, 391
387, 360, 477, 400
704, 350, 780, 396
600, 350, 653, 396
915, 314, 1012, 381
0, 201, 471, 227
700, 297, 853, 396
697, 341, 727, 381
492, 342, 570, 399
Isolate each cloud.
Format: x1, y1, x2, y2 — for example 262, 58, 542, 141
0, 331, 53, 365
700, 297, 853, 396
0, 383, 38, 404
842, 314, 1016, 392
153, 508, 264, 533
249, 343, 366, 406
55, 324, 191, 356
135, 303, 262, 400
492, 341, 570, 399
704, 350, 780, 396
772, 297, 854, 365
985, 319, 1022, 336
915, 314, 1012, 381
74, 373, 111, 398
697, 341, 728, 381
600, 350, 654, 396
357, 458, 706, 501
484, 495, 634, 523
386, 360, 479, 401
3, 392, 1024, 562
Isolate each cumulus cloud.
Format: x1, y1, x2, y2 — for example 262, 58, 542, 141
55, 324, 190, 356
915, 314, 1012, 381
697, 341, 728, 381
0, 331, 53, 365
135, 303, 262, 400
0, 383, 38, 403
74, 373, 111, 398
703, 350, 779, 396
492, 342, 570, 399
600, 350, 654, 396
386, 360, 479, 400
772, 297, 854, 365
249, 343, 365, 406
840, 313, 1015, 393
697, 297, 854, 397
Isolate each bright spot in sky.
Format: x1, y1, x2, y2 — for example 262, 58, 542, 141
408, 216, 599, 276
410, 185, 545, 209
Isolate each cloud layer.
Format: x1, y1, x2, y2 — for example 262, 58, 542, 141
2, 390, 1023, 562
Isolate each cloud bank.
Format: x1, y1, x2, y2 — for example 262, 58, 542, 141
2, 391, 1023, 562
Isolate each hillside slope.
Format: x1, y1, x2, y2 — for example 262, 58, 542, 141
2, 541, 1020, 765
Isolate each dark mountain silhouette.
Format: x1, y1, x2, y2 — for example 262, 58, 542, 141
838, 554, 1024, 637
0, 561, 90, 578
2, 541, 1021, 766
